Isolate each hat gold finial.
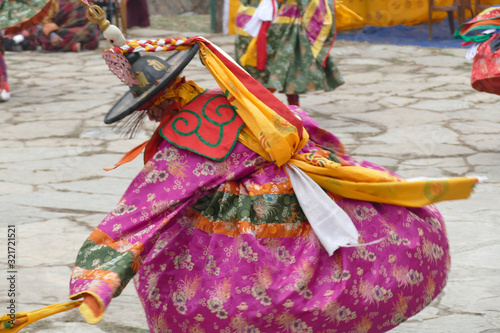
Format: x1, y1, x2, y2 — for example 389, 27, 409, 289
77, 0, 110, 30
85, 5, 110, 31
77, 0, 125, 47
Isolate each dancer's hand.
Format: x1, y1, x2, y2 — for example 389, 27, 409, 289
79, 293, 103, 324
50, 33, 63, 47
83, 293, 101, 317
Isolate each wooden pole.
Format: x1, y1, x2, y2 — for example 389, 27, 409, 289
210, 0, 224, 33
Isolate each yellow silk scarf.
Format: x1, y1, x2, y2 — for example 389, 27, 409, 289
196, 40, 310, 167
0, 302, 82, 332
195, 40, 477, 207
162, 76, 206, 109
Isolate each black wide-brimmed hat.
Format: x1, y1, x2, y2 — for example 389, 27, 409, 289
104, 43, 200, 124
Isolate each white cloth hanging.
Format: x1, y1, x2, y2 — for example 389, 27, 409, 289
243, 0, 278, 37
286, 164, 360, 256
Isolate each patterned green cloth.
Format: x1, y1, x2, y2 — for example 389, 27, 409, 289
235, 0, 344, 95
0, 0, 51, 30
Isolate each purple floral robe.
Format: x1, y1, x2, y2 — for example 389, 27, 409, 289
70, 107, 449, 333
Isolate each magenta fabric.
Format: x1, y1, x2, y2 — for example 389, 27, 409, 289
305, 1, 327, 44
235, 13, 252, 29
126, 0, 149, 28
280, 3, 301, 18
0, 54, 6, 81
0, 37, 6, 80
70, 107, 449, 332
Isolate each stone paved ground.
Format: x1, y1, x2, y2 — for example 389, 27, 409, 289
1, 28, 499, 333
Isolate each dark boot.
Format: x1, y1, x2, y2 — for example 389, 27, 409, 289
286, 94, 300, 106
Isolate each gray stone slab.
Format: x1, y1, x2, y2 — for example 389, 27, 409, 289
432, 83, 473, 91
0, 202, 78, 225
447, 221, 500, 252
450, 121, 500, 135
331, 44, 365, 57
474, 166, 500, 182
1, 191, 118, 215
49, 178, 132, 196
410, 55, 470, 68
422, 67, 470, 76
0, 152, 141, 184
386, 45, 435, 57
0, 181, 33, 195
0, 120, 82, 140
0, 140, 24, 148
462, 134, 500, 152
468, 153, 500, 166
354, 142, 475, 159
354, 108, 448, 126
441, 271, 500, 315
343, 71, 384, 84
408, 99, 472, 111
23, 137, 104, 148
391, 312, 494, 333
412, 91, 463, 99
365, 81, 444, 96
463, 91, 500, 103
338, 57, 393, 66
399, 157, 467, 168
0, 146, 99, 164
358, 125, 476, 157
377, 96, 418, 107
2, 28, 500, 333
35, 323, 108, 333
320, 121, 381, 135
312, 99, 381, 114
397, 168, 450, 179
441, 48, 468, 57
11, 266, 74, 306
75, 213, 107, 229
360, 44, 421, 59
299, 93, 352, 106
397, 157, 472, 177
16, 219, 91, 266
378, 64, 422, 73
320, 91, 378, 102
